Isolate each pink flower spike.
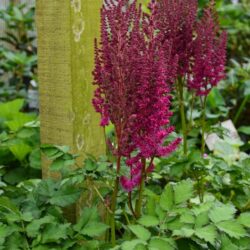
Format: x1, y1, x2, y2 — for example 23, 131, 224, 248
188, 1, 227, 96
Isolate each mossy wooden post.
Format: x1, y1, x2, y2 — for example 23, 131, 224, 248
36, 0, 105, 219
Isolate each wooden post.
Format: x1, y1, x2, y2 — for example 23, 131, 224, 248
36, 0, 105, 177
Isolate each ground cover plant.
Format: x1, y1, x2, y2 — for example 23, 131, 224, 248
0, 0, 249, 249
0, 2, 37, 103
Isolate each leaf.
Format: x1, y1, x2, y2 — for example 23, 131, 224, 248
81, 222, 109, 237
194, 212, 209, 228
237, 212, 250, 228
0, 197, 20, 215
26, 215, 54, 237
192, 202, 213, 216
49, 186, 81, 207
174, 180, 193, 204
0, 223, 14, 245
180, 212, 195, 224
41, 223, 70, 243
13, 6, 23, 21
221, 234, 238, 250
74, 207, 99, 232
138, 215, 159, 227
216, 220, 246, 239
121, 239, 147, 250
149, 237, 176, 250
84, 158, 97, 171
5, 113, 36, 132
173, 228, 194, 238
194, 225, 217, 245
9, 143, 32, 161
128, 225, 151, 241
238, 126, 250, 135
41, 144, 64, 160
160, 183, 174, 211
3, 167, 27, 185
29, 148, 41, 169
209, 204, 236, 223
0, 99, 24, 120
50, 158, 66, 171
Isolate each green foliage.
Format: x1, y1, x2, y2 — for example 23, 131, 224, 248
0, 99, 40, 184
0, 2, 37, 102
0, 1, 249, 249
0, 160, 109, 249
117, 181, 249, 250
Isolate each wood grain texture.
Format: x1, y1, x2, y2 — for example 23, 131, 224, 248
36, 0, 105, 179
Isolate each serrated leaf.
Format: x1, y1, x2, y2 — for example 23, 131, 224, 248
167, 218, 184, 231
160, 184, 174, 211
237, 212, 250, 228
26, 216, 54, 237
81, 222, 109, 237
138, 215, 159, 227
221, 234, 238, 250
209, 204, 236, 223
128, 225, 151, 241
0, 196, 20, 215
194, 225, 217, 245
121, 239, 147, 250
173, 228, 194, 238
74, 207, 99, 232
174, 180, 193, 204
41, 223, 70, 243
192, 202, 213, 216
49, 186, 81, 207
149, 237, 176, 250
134, 244, 147, 250
0, 223, 14, 245
50, 158, 65, 171
216, 221, 246, 239
194, 212, 209, 228
180, 212, 195, 224
29, 148, 41, 169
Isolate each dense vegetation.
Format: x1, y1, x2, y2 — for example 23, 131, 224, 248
0, 1, 249, 249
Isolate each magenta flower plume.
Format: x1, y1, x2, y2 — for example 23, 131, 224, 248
188, 1, 227, 96
93, 0, 180, 192
150, 0, 198, 76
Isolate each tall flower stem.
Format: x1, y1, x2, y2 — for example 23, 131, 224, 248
110, 154, 121, 246
201, 96, 207, 155
135, 158, 146, 218
128, 192, 136, 218
233, 95, 249, 125
177, 77, 188, 155
188, 91, 195, 132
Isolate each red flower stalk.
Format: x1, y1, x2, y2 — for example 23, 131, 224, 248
150, 0, 198, 76
188, 1, 227, 96
93, 0, 180, 192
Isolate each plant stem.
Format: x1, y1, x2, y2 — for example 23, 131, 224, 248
93, 185, 113, 214
201, 96, 207, 156
128, 191, 136, 218
233, 95, 249, 125
177, 77, 188, 155
135, 158, 146, 218
110, 155, 121, 247
188, 91, 195, 132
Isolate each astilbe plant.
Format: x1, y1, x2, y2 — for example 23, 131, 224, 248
151, 0, 227, 156
150, 0, 198, 76
149, 0, 198, 155
188, 2, 227, 97
188, 1, 227, 155
92, 0, 180, 244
